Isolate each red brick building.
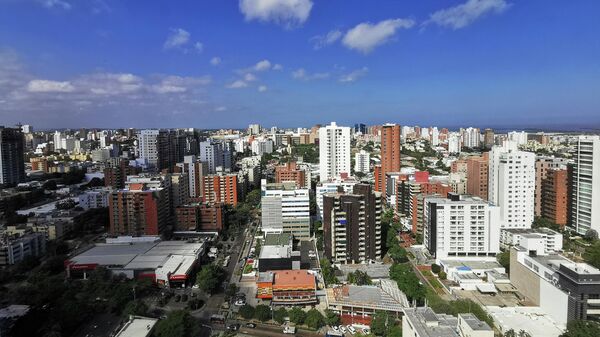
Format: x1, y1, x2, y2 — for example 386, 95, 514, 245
175, 202, 224, 232
376, 124, 401, 196
108, 186, 169, 236
202, 174, 238, 206
541, 168, 569, 227
466, 153, 489, 200
275, 161, 307, 188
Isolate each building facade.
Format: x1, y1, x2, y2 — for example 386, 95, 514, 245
261, 180, 310, 240
0, 126, 25, 186
570, 136, 600, 234
319, 122, 351, 182
376, 124, 401, 196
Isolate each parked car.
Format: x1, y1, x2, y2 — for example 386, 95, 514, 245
235, 299, 246, 306
347, 326, 356, 335
362, 328, 371, 334
245, 323, 256, 328
283, 326, 296, 334
227, 324, 240, 331
332, 326, 340, 332
339, 326, 347, 333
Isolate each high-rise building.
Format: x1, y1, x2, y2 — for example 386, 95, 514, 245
423, 193, 501, 261
104, 158, 141, 190
261, 179, 310, 240
535, 157, 569, 217
275, 161, 307, 188
508, 131, 528, 146
483, 128, 495, 149
108, 178, 170, 236
430, 127, 439, 146
461, 127, 480, 149
315, 177, 359, 220
200, 140, 233, 174
176, 155, 208, 199
488, 140, 535, 228
319, 122, 351, 182
251, 138, 274, 156
202, 173, 238, 206
448, 134, 461, 154
376, 124, 401, 196
248, 124, 261, 135
0, 126, 25, 186
570, 136, 600, 234
541, 168, 569, 227
354, 150, 370, 174
323, 184, 382, 264
175, 202, 224, 232
466, 153, 489, 200
137, 129, 177, 171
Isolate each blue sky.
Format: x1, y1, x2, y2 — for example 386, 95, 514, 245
1, 0, 599, 130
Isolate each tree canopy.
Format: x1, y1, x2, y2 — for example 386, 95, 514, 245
254, 304, 272, 322
305, 309, 325, 329
560, 320, 600, 337
347, 270, 373, 285
153, 310, 199, 337
195, 264, 225, 294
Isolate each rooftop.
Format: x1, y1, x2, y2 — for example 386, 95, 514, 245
264, 233, 292, 246
337, 264, 391, 281
273, 270, 316, 289
459, 313, 493, 331
260, 245, 291, 259
440, 259, 504, 271
403, 307, 460, 337
114, 316, 158, 337
486, 306, 565, 337
327, 279, 409, 312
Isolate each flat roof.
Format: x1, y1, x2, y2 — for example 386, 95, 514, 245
440, 259, 504, 271
327, 279, 409, 312
264, 233, 292, 246
273, 270, 315, 289
260, 245, 290, 259
486, 306, 565, 337
403, 307, 459, 337
70, 242, 156, 267
459, 313, 492, 331
338, 264, 391, 281
114, 316, 158, 337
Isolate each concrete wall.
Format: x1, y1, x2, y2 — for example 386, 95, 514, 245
540, 277, 569, 326
510, 248, 541, 305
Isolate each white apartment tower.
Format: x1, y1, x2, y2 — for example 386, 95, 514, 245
423, 194, 501, 261
488, 140, 535, 229
137, 129, 160, 168
354, 150, 370, 174
570, 136, 600, 234
319, 122, 351, 182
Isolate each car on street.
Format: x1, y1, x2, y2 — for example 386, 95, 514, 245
339, 326, 347, 333
234, 299, 246, 306
227, 324, 240, 331
347, 326, 356, 334
245, 323, 256, 328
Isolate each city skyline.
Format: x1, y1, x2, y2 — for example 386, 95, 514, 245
1, 0, 600, 129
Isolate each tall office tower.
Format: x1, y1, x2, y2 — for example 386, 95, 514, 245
541, 168, 569, 227
376, 124, 401, 195
200, 140, 233, 174
354, 150, 370, 174
251, 138, 274, 156
508, 131, 528, 146
261, 179, 311, 240
53, 131, 63, 150
488, 140, 536, 228
319, 122, 351, 182
20, 125, 32, 134
423, 193, 500, 261
534, 157, 569, 217
248, 124, 261, 135
177, 155, 208, 198
430, 127, 439, 146
108, 178, 170, 236
0, 126, 25, 186
323, 184, 382, 264
461, 127, 481, 149
275, 161, 307, 188
483, 128, 495, 149
448, 134, 461, 154
202, 173, 238, 206
354, 123, 366, 135
137, 129, 177, 171
466, 153, 489, 200
570, 136, 600, 234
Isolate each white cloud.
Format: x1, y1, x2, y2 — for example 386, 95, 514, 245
254, 59, 272, 72
40, 0, 71, 10
258, 85, 268, 92
215, 106, 227, 112
194, 42, 204, 53
227, 80, 248, 89
339, 67, 368, 83
210, 57, 222, 66
273, 64, 283, 71
151, 75, 212, 94
311, 29, 342, 50
244, 73, 258, 82
27, 80, 75, 93
239, 0, 313, 28
164, 28, 191, 50
342, 18, 415, 54
425, 0, 511, 30
292, 68, 329, 81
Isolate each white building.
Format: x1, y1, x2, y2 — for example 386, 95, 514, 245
448, 134, 461, 154
251, 138, 274, 156
403, 308, 493, 337
261, 179, 310, 240
176, 155, 207, 198
508, 131, 528, 146
430, 127, 439, 146
570, 135, 600, 234
500, 228, 563, 253
461, 127, 480, 149
53, 131, 63, 150
248, 124, 261, 135
319, 122, 351, 182
423, 194, 501, 262
78, 189, 110, 209
488, 140, 535, 229
354, 150, 370, 174
137, 129, 160, 168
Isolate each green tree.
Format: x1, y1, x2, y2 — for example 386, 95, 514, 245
239, 305, 255, 319
347, 270, 372, 285
153, 310, 199, 337
389, 263, 426, 303
370, 311, 390, 336
305, 309, 325, 329
273, 308, 288, 324
497, 251, 510, 271
122, 300, 148, 318
320, 258, 339, 285
532, 216, 561, 232
324, 309, 340, 326
584, 241, 600, 269
254, 305, 272, 322
225, 283, 238, 301
560, 320, 600, 337
387, 325, 402, 337
431, 264, 441, 274
289, 307, 306, 325
195, 264, 224, 294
